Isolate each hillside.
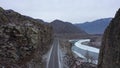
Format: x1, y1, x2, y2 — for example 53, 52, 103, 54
50, 20, 87, 34
0, 7, 53, 68
75, 18, 112, 34
50, 20, 88, 39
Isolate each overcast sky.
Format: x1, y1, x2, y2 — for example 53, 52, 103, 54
0, 0, 120, 23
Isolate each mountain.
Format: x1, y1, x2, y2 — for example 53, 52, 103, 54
75, 18, 112, 34
50, 20, 87, 34
98, 9, 120, 68
36, 19, 48, 24
51, 20, 85, 34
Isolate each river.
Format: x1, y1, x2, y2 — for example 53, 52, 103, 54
71, 39, 100, 64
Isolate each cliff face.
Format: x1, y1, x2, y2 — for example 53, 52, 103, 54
0, 7, 53, 68
98, 9, 120, 68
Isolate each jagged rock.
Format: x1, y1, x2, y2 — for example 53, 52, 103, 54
0, 7, 53, 68
98, 9, 120, 68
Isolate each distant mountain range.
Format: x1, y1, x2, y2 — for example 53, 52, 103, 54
75, 18, 112, 34
36, 18, 112, 35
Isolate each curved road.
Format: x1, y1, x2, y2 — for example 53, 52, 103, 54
47, 39, 61, 68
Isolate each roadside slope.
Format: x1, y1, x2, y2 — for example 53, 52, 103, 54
0, 7, 53, 68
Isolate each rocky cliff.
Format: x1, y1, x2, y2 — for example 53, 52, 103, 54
0, 7, 53, 68
98, 9, 120, 68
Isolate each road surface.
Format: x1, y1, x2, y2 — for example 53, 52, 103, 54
47, 39, 61, 68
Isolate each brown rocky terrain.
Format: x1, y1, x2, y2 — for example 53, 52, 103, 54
98, 9, 120, 68
0, 7, 53, 68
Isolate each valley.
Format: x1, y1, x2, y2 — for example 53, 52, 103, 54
0, 5, 120, 68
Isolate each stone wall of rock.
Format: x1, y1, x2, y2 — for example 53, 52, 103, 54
98, 9, 120, 68
0, 7, 53, 68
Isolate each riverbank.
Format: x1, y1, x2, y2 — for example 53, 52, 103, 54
59, 39, 97, 68
71, 39, 100, 65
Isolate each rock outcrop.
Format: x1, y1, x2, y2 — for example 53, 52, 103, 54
0, 7, 53, 68
98, 9, 120, 68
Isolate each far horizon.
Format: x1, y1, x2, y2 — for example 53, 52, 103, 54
49, 17, 112, 24
0, 0, 119, 23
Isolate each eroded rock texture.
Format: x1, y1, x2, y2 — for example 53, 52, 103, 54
0, 7, 53, 68
98, 9, 120, 68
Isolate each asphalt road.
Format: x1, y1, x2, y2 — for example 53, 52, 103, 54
47, 39, 60, 68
